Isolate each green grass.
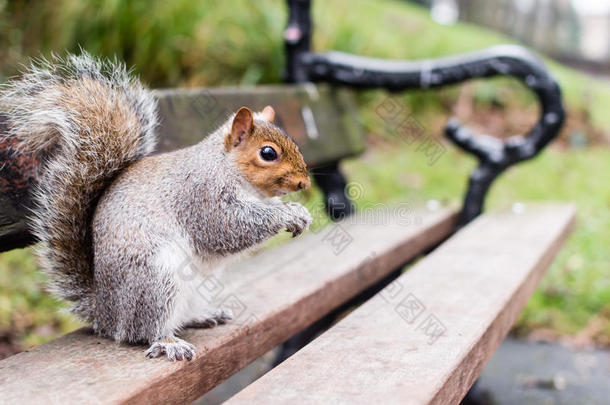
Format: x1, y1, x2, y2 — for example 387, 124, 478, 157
313, 0, 610, 131
0, 0, 609, 348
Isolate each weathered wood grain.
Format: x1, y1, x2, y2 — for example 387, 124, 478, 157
0, 206, 456, 404
0, 84, 366, 252
225, 204, 576, 405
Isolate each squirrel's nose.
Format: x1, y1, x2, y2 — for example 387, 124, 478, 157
297, 178, 311, 190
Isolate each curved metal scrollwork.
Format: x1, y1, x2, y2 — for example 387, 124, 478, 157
301, 46, 565, 224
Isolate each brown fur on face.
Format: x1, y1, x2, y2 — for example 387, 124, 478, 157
226, 106, 310, 197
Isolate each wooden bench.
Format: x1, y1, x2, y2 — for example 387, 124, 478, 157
1, 1, 572, 403
0, 85, 574, 404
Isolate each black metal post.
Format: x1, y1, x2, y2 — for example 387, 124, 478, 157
311, 163, 354, 221
283, 0, 312, 83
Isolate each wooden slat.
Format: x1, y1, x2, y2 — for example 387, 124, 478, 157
225, 204, 576, 405
0, 206, 457, 405
154, 84, 366, 167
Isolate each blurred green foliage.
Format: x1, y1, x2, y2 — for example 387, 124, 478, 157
0, 0, 609, 349
0, 248, 81, 347
3, 0, 609, 135
0, 0, 287, 86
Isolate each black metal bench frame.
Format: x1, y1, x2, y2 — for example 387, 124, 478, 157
286, 0, 564, 226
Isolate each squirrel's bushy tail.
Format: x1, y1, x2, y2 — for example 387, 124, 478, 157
0, 53, 157, 320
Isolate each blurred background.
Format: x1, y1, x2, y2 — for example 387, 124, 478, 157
0, 0, 608, 396
418, 0, 610, 74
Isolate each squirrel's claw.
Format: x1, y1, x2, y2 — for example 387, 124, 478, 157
283, 202, 312, 238
186, 308, 233, 329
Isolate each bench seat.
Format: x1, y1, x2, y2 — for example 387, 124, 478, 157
225, 204, 576, 405
0, 206, 457, 404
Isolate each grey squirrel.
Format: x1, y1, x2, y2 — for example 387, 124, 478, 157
0, 54, 313, 361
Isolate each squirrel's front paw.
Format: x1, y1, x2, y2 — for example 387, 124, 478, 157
283, 202, 313, 237
146, 337, 196, 361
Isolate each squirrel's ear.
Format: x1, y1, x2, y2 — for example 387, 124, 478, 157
227, 107, 253, 150
261, 105, 275, 123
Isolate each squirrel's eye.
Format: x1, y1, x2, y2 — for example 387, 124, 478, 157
260, 146, 278, 161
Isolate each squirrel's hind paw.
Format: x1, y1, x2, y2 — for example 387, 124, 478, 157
145, 337, 196, 361
186, 308, 233, 329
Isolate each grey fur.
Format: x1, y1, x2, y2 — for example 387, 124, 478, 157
1, 54, 312, 361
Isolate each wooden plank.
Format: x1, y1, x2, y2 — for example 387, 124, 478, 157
154, 84, 366, 167
0, 206, 457, 405
0, 84, 366, 252
225, 203, 576, 405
